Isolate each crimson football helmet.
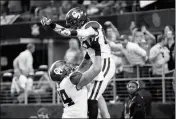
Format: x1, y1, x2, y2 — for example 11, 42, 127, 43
65, 7, 89, 29
48, 60, 75, 82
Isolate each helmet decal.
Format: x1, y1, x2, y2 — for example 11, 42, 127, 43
54, 67, 63, 75
72, 11, 81, 19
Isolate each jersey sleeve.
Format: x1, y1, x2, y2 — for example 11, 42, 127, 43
70, 71, 83, 85
76, 21, 101, 38
84, 21, 102, 30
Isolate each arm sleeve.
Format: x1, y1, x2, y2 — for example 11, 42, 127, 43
163, 47, 170, 62
77, 21, 101, 38
149, 47, 160, 61
134, 44, 147, 57
27, 53, 34, 74
77, 27, 98, 37
18, 54, 27, 73
109, 41, 123, 51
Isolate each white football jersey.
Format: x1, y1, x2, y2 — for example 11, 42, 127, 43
78, 21, 112, 63
56, 76, 88, 118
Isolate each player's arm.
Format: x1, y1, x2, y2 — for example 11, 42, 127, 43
76, 52, 92, 73
40, 17, 98, 37
70, 39, 101, 90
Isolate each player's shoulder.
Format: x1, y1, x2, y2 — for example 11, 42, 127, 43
84, 21, 102, 29
69, 71, 82, 85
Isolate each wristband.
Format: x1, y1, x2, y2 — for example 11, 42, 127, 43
95, 49, 101, 56
49, 23, 56, 29
70, 30, 78, 36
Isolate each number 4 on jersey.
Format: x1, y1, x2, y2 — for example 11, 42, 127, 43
59, 89, 75, 106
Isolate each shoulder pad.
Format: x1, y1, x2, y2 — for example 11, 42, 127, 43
70, 71, 82, 85
84, 21, 102, 29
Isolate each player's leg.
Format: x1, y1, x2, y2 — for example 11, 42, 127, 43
96, 57, 116, 118
98, 95, 110, 118
87, 81, 99, 119
88, 78, 110, 118
88, 58, 116, 119
88, 99, 98, 119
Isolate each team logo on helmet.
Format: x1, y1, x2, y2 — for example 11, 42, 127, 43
48, 60, 75, 82
65, 7, 88, 29
54, 67, 63, 75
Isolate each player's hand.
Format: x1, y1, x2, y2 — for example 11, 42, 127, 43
60, 29, 71, 36
40, 16, 52, 26
104, 21, 112, 26
90, 37, 100, 51
141, 26, 147, 33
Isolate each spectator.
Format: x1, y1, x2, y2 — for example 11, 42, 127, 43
163, 25, 174, 37
37, 107, 50, 119
96, 0, 115, 16
149, 35, 170, 75
86, 1, 101, 15
64, 38, 83, 66
11, 43, 35, 103
58, 1, 72, 20
131, 28, 148, 78
13, 43, 35, 76
129, 21, 137, 42
109, 35, 147, 77
165, 30, 175, 71
141, 25, 156, 54
38, 1, 60, 20
165, 30, 175, 101
149, 35, 170, 101
121, 80, 152, 119
104, 21, 122, 73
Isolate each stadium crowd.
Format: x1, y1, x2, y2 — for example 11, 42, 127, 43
0, 0, 138, 22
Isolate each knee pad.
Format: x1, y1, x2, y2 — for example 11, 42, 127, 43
88, 100, 98, 119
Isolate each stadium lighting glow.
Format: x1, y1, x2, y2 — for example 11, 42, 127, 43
140, 0, 157, 8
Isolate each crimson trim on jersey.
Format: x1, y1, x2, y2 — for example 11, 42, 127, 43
89, 81, 98, 99
103, 58, 110, 77
93, 81, 103, 100
102, 59, 106, 72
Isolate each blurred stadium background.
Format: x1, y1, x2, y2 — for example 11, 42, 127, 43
0, 0, 175, 118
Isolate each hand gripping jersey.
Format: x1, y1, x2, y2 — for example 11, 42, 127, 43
79, 21, 112, 62
56, 75, 88, 118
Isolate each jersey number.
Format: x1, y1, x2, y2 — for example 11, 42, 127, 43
59, 89, 75, 106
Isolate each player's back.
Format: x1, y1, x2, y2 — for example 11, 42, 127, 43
56, 75, 88, 118
79, 21, 112, 62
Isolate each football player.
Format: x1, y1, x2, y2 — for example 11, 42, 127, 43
48, 39, 101, 118
41, 7, 116, 118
